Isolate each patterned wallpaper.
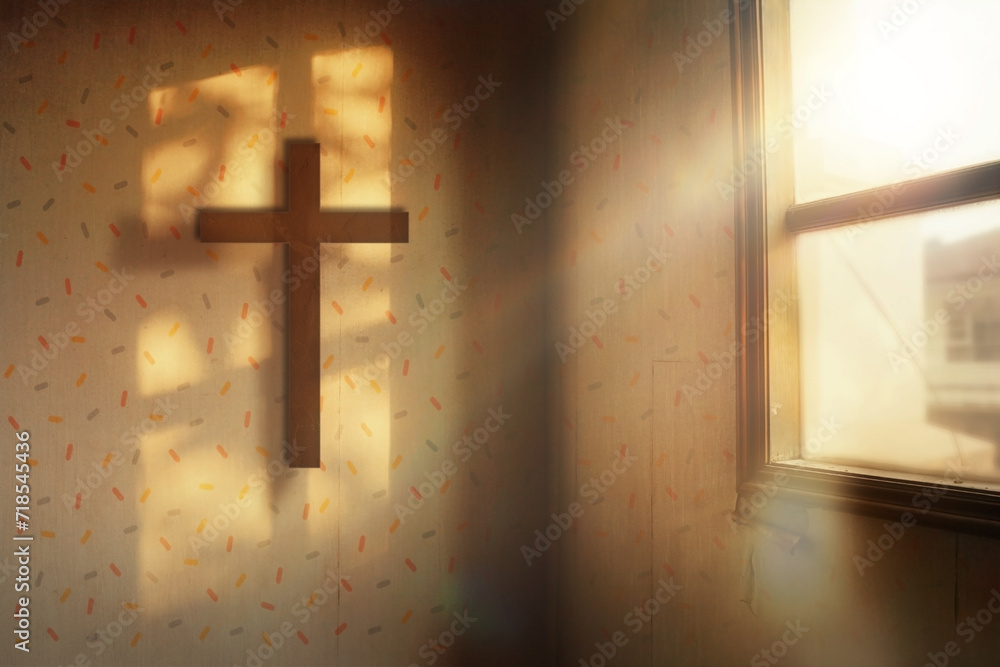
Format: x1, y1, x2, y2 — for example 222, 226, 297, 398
4, 1, 1000, 667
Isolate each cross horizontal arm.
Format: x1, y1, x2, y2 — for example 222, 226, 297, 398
200, 211, 289, 243
310, 211, 409, 243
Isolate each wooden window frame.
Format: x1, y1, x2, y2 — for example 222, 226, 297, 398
730, 0, 1000, 537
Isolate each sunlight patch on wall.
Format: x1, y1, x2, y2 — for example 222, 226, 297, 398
313, 46, 394, 505
136, 310, 206, 397
138, 428, 277, 610
141, 66, 280, 239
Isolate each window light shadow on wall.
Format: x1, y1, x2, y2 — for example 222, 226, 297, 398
314, 46, 395, 513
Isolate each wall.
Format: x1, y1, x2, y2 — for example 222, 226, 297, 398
544, 1, 1000, 666
5, 1, 1000, 666
1, 1, 551, 665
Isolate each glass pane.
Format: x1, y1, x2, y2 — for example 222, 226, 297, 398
791, 197, 1000, 483
789, 0, 1000, 203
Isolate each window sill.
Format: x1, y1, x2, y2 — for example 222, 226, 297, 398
740, 461, 1000, 538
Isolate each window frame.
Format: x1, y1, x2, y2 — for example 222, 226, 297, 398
730, 0, 1000, 537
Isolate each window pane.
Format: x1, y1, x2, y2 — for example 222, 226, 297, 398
789, 0, 1000, 203
791, 197, 1000, 483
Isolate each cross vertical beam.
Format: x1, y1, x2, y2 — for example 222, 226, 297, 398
200, 142, 408, 467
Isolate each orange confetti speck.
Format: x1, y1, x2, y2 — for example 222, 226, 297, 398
168, 449, 180, 462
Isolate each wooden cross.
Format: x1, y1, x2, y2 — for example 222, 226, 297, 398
200, 142, 408, 468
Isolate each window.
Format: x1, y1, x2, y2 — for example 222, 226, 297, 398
731, 0, 1000, 535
